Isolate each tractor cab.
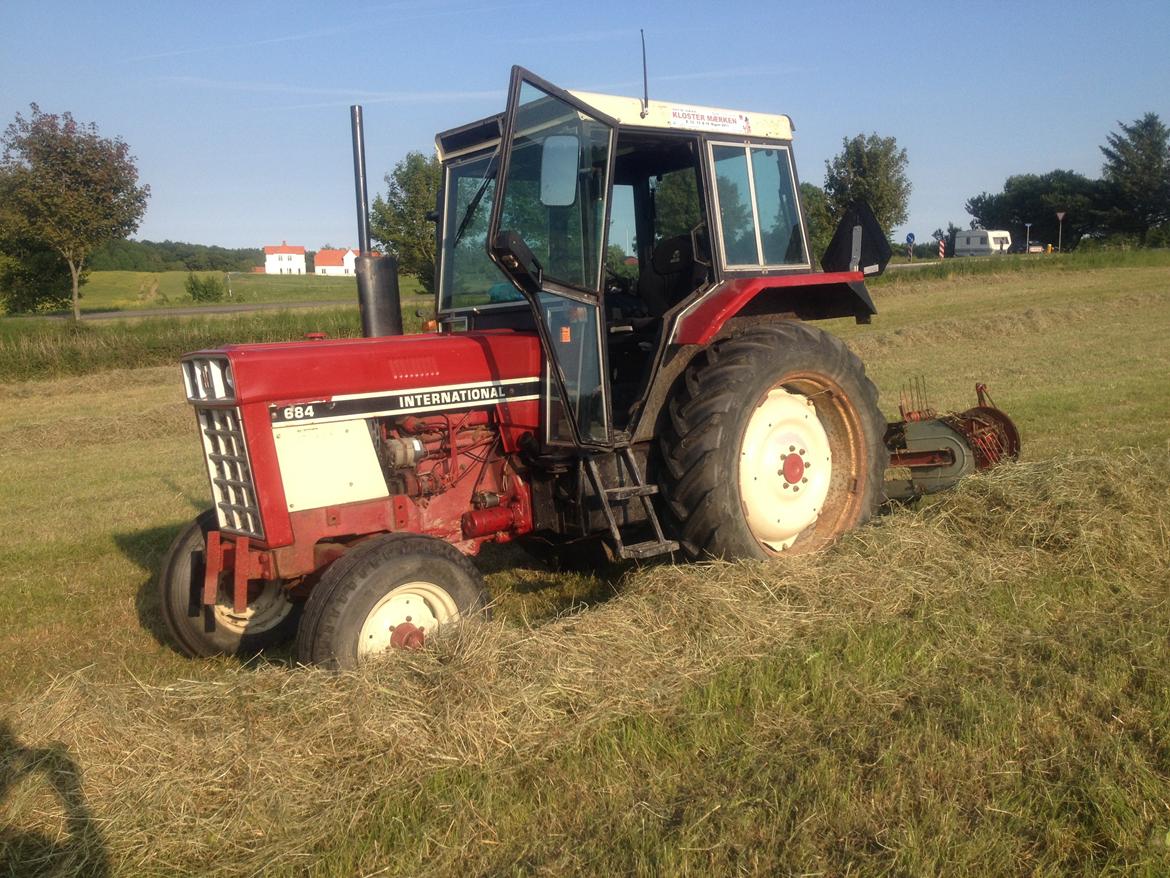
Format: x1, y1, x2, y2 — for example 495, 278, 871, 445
434, 67, 822, 450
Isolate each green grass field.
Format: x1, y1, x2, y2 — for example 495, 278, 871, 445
1, 255, 1169, 876
39, 269, 427, 314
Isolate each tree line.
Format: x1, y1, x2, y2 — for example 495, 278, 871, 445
89, 238, 263, 273
3, 100, 1166, 317
948, 113, 1170, 252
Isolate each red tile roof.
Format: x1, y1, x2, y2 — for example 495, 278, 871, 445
315, 248, 351, 267
264, 243, 305, 255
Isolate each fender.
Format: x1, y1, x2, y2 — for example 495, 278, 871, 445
670, 272, 877, 347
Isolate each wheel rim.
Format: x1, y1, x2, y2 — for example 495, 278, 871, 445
210, 578, 294, 636
358, 581, 460, 655
738, 387, 834, 552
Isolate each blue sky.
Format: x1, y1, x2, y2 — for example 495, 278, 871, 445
3, 0, 1168, 250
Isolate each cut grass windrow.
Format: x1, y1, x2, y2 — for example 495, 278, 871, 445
2, 453, 1168, 876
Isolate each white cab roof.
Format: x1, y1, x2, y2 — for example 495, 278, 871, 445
570, 90, 793, 140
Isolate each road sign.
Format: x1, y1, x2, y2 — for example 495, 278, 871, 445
906, 233, 915, 244
1056, 211, 1066, 221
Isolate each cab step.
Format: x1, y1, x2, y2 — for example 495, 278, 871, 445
582, 446, 677, 561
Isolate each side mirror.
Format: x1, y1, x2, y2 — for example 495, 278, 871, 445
540, 134, 579, 207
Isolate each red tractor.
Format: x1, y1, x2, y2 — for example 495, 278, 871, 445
160, 67, 1017, 668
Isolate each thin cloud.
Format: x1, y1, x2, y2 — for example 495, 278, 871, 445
126, 25, 357, 63
126, 1, 534, 64
507, 27, 638, 45
655, 65, 805, 83
160, 75, 503, 110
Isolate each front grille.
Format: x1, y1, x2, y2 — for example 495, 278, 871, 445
183, 356, 235, 402
195, 406, 264, 540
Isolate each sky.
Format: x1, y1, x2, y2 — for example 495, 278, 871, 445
3, 0, 1169, 251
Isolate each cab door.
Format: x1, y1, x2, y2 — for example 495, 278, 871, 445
487, 66, 618, 448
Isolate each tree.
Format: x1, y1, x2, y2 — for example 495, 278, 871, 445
185, 272, 225, 303
823, 133, 910, 240
1099, 112, 1170, 245
965, 170, 1100, 249
370, 151, 441, 293
1, 104, 149, 319
0, 233, 73, 314
799, 182, 833, 267
653, 169, 701, 241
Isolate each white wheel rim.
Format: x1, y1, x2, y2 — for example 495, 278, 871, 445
358, 581, 460, 655
738, 387, 833, 552
211, 579, 293, 635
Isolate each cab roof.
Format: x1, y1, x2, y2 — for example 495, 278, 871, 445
435, 92, 794, 160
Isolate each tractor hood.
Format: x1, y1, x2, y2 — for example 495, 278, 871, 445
182, 330, 542, 411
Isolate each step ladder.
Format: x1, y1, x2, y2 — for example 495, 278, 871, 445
581, 445, 678, 561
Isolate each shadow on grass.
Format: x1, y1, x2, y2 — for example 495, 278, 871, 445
0, 721, 110, 877
115, 522, 183, 654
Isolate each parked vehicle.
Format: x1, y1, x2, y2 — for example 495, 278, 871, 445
954, 229, 1012, 256
159, 67, 1019, 668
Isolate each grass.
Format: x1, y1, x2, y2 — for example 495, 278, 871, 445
1, 253, 1169, 875
0, 305, 433, 382
55, 270, 426, 314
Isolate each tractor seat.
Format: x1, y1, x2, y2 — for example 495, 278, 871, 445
637, 234, 701, 317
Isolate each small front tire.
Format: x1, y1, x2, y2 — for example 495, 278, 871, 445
157, 509, 301, 657
296, 534, 490, 670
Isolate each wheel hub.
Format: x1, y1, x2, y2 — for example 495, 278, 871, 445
211, 579, 292, 635
738, 388, 833, 552
781, 452, 806, 484
358, 580, 458, 656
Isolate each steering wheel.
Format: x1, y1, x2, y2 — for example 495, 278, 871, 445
605, 266, 631, 297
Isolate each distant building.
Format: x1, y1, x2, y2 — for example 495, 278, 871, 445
263, 242, 306, 275
315, 247, 359, 276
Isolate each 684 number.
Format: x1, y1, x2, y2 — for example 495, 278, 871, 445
282, 404, 315, 420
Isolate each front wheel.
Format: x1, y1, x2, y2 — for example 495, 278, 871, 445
157, 509, 301, 657
295, 534, 490, 670
660, 322, 887, 559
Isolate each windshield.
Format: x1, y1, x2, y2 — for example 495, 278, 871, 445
438, 150, 520, 312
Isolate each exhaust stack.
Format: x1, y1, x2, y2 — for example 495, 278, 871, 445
350, 105, 402, 337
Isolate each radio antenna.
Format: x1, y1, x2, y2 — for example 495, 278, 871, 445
640, 29, 649, 118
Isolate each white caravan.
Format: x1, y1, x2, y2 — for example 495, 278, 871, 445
954, 229, 1012, 256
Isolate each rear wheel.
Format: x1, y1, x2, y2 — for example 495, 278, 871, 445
296, 534, 490, 670
660, 322, 887, 559
157, 509, 300, 657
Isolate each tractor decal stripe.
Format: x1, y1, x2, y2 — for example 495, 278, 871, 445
268, 378, 541, 425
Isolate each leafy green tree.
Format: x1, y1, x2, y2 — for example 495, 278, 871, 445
965, 170, 1099, 249
1099, 112, 1170, 245
185, 272, 225, 302
0, 199, 73, 313
823, 133, 910, 240
1, 104, 149, 319
653, 169, 701, 241
605, 243, 638, 284
370, 151, 441, 293
799, 182, 832, 267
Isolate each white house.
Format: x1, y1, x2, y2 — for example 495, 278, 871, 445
315, 247, 359, 276
264, 242, 306, 275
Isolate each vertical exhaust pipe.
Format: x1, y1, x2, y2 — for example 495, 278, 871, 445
350, 105, 402, 338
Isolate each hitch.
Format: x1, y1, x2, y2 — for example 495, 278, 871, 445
883, 381, 1021, 501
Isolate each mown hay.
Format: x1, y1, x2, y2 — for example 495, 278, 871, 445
3, 452, 1168, 876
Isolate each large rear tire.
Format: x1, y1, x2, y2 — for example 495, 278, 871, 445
296, 534, 490, 670
157, 509, 301, 657
660, 322, 887, 560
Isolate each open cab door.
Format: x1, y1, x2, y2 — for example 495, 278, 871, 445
487, 67, 618, 449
